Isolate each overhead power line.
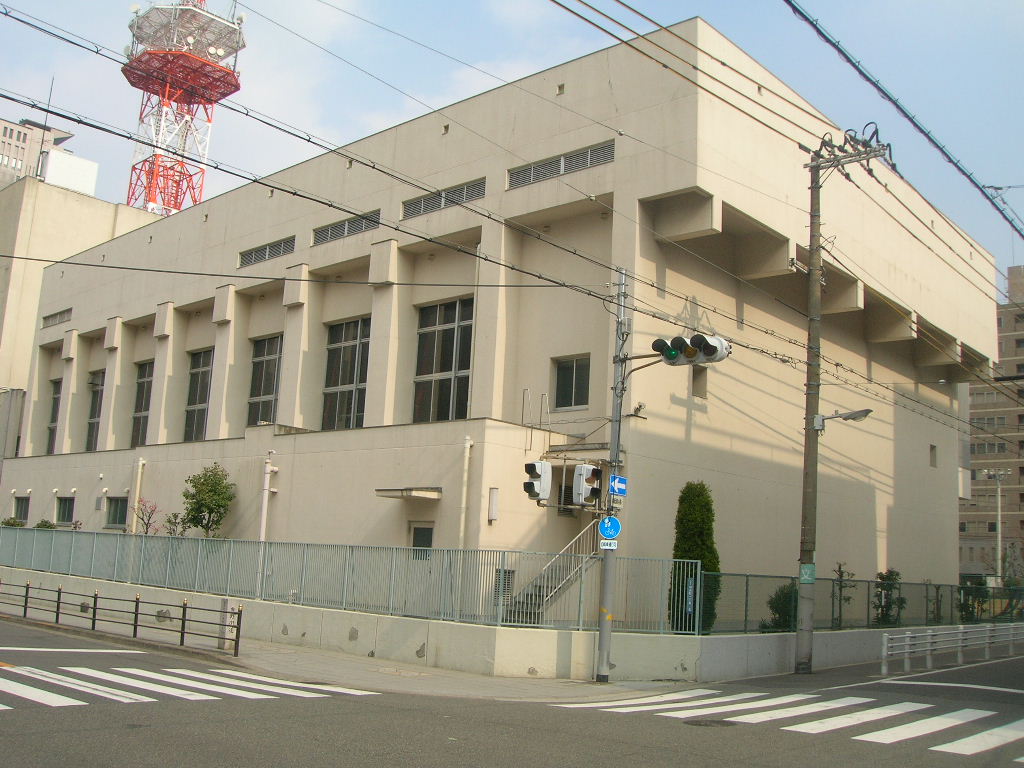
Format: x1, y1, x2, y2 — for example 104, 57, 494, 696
781, 0, 1024, 244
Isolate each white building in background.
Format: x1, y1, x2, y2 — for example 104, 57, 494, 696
0, 118, 99, 197
0, 19, 995, 583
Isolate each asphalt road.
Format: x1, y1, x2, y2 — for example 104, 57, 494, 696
3, 619, 1024, 767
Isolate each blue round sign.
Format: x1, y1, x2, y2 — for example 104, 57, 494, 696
599, 516, 622, 539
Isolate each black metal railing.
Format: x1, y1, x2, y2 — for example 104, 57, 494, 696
0, 578, 243, 656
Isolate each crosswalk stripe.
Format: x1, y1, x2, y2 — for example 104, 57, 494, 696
783, 702, 933, 734
0, 673, 87, 707
658, 694, 817, 720
110, 668, 275, 699
553, 689, 720, 709
727, 697, 875, 724
605, 692, 767, 714
931, 718, 1024, 755
854, 709, 996, 744
63, 667, 219, 700
7, 667, 157, 703
212, 670, 381, 696
165, 670, 329, 698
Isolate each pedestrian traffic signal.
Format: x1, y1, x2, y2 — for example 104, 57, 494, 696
573, 464, 602, 506
524, 461, 552, 502
652, 334, 731, 365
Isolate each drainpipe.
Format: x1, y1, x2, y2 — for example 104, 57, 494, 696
457, 436, 473, 549
258, 450, 278, 543
129, 458, 146, 534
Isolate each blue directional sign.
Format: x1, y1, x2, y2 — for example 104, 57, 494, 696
608, 474, 628, 496
598, 515, 622, 539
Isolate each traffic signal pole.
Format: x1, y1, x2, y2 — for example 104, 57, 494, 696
596, 267, 627, 683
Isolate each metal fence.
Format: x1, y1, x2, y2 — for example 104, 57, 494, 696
0, 579, 243, 656
0, 526, 703, 635
4, 526, 1011, 635
708, 572, 1024, 633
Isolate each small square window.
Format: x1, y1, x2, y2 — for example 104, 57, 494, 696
56, 497, 74, 525
988, 521, 998, 533
958, 521, 966, 533
554, 356, 589, 409
106, 497, 128, 528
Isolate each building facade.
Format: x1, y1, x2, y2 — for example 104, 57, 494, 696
0, 118, 98, 196
961, 265, 1024, 580
0, 20, 995, 583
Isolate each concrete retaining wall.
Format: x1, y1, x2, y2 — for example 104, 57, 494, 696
1, 566, 903, 681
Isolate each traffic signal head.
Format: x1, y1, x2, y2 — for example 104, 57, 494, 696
524, 460, 552, 502
573, 463, 602, 506
652, 334, 731, 365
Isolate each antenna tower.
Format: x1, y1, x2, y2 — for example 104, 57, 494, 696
123, 0, 245, 216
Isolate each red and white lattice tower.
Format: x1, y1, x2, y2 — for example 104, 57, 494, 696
123, 0, 245, 216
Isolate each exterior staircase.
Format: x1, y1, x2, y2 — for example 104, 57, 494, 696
504, 519, 601, 625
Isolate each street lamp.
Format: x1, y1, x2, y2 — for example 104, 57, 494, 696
986, 468, 1011, 585
812, 409, 873, 432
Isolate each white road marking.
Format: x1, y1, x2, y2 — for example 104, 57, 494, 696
164, 669, 329, 697
783, 702, 933, 734
553, 689, 720, 709
931, 718, 1024, 755
727, 697, 874, 723
212, 670, 381, 696
0, 673, 87, 707
0, 648, 146, 654
884, 680, 1024, 696
658, 694, 817, 720
854, 708, 996, 744
63, 667, 218, 700
605, 692, 767, 713
6, 667, 156, 703
110, 668, 275, 699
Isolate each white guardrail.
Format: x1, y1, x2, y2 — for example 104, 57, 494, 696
881, 623, 1024, 675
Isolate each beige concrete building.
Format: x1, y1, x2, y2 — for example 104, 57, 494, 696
0, 118, 98, 196
961, 265, 1024, 579
0, 19, 995, 583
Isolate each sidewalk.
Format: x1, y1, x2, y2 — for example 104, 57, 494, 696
230, 637, 684, 702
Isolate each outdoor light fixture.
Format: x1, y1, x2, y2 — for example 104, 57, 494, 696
812, 408, 873, 432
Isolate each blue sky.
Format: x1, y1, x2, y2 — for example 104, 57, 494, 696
1, 0, 1021, 292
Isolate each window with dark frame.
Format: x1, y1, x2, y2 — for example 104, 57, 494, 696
13, 497, 28, 522
554, 356, 590, 409
322, 318, 370, 431
413, 299, 472, 423
46, 379, 61, 455
85, 370, 104, 452
248, 335, 282, 426
106, 497, 128, 528
56, 497, 74, 525
184, 349, 213, 442
132, 361, 153, 448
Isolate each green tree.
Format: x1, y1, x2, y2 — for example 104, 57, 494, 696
669, 481, 721, 632
182, 463, 236, 538
831, 562, 858, 629
872, 568, 907, 626
759, 580, 798, 632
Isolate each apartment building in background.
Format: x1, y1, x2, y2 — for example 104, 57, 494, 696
961, 265, 1024, 580
0, 117, 98, 196
0, 19, 995, 584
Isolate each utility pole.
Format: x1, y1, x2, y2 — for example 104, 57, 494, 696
988, 469, 1010, 585
596, 267, 628, 683
795, 129, 889, 674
